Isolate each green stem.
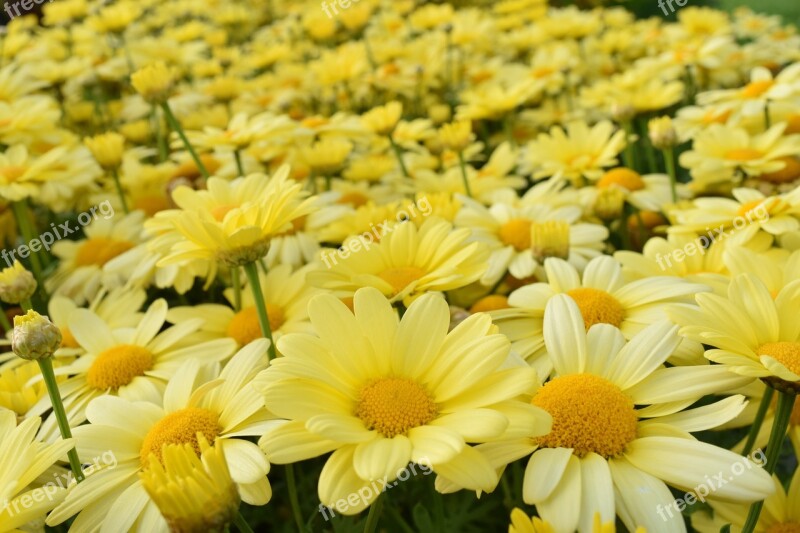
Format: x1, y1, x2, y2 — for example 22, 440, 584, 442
242, 262, 276, 360
742, 387, 774, 457
38, 358, 84, 484
363, 493, 384, 533
233, 512, 254, 533
286, 464, 306, 533
0, 307, 11, 333
456, 151, 473, 198
10, 201, 47, 297
153, 105, 168, 162
234, 150, 245, 178
110, 168, 129, 214
741, 391, 796, 533
503, 114, 516, 147
621, 120, 636, 170
231, 267, 242, 312
388, 134, 410, 178
663, 147, 678, 203
640, 120, 658, 174
764, 100, 771, 130
160, 102, 210, 179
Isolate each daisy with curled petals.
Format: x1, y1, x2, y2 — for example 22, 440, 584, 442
257, 288, 552, 515
454, 196, 607, 284
27, 299, 238, 440
0, 410, 76, 533
492, 256, 710, 378
475, 295, 771, 533
522, 120, 627, 185
166, 264, 319, 350
47, 341, 274, 532
308, 217, 490, 306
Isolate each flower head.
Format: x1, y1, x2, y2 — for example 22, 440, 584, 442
0, 260, 36, 304
12, 311, 61, 361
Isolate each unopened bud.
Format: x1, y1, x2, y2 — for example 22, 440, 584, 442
0, 261, 37, 304
648, 116, 678, 150
12, 311, 62, 361
594, 187, 626, 221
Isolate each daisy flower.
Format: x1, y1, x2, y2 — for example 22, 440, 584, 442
697, 64, 800, 118
669, 273, 800, 385
475, 295, 771, 532
166, 264, 319, 350
454, 196, 607, 284
47, 341, 274, 532
47, 211, 147, 306
27, 299, 237, 440
522, 120, 627, 185
587, 167, 690, 212
492, 256, 710, 377
257, 288, 551, 514
308, 217, 490, 306
0, 411, 75, 533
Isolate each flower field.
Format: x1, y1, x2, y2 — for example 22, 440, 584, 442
0, 0, 799, 532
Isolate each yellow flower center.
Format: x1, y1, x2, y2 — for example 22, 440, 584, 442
355, 377, 438, 438
60, 328, 80, 349
86, 345, 154, 390
765, 523, 800, 533
75, 238, 134, 267
759, 157, 800, 184
531, 66, 555, 79
336, 192, 369, 208
276, 216, 307, 237
1, 166, 26, 182
531, 221, 570, 263
565, 288, 625, 329
469, 295, 510, 313
133, 195, 170, 217
140, 408, 222, 468
211, 204, 238, 222
741, 80, 773, 98
737, 199, 766, 219
226, 305, 285, 345
532, 374, 638, 458
757, 342, 800, 376
702, 109, 731, 125
724, 148, 763, 162
378, 266, 426, 295
785, 114, 800, 135
499, 219, 532, 251
597, 168, 645, 191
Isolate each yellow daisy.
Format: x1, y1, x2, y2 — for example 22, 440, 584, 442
258, 288, 551, 514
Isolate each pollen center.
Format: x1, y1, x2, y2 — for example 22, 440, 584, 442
356, 377, 438, 437
597, 168, 645, 191
226, 305, 285, 345
532, 374, 638, 458
736, 199, 766, 219
378, 266, 426, 295
759, 157, 800, 184
140, 407, 222, 468
211, 204, 238, 222
75, 238, 134, 267
765, 523, 800, 533
86, 345, 154, 390
741, 80, 773, 98
565, 287, 625, 329
499, 219, 532, 251
1, 166, 26, 182
724, 148, 763, 162
757, 341, 800, 375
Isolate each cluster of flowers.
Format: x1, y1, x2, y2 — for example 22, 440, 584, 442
0, 0, 800, 532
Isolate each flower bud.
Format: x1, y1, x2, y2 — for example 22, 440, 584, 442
648, 116, 678, 150
0, 261, 37, 305
593, 187, 626, 222
131, 62, 177, 104
12, 311, 62, 361
84, 132, 126, 170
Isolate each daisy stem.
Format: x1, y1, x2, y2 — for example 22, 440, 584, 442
231, 267, 242, 312
37, 357, 85, 484
388, 134, 410, 178
160, 101, 210, 179
764, 100, 772, 130
0, 307, 11, 333
363, 493, 384, 533
741, 390, 796, 533
456, 151, 473, 198
285, 464, 306, 533
621, 120, 636, 170
663, 147, 678, 203
11, 200, 49, 297
242, 262, 276, 361
741, 387, 774, 456
234, 150, 245, 178
111, 168, 130, 214
233, 512, 254, 533
153, 105, 168, 162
